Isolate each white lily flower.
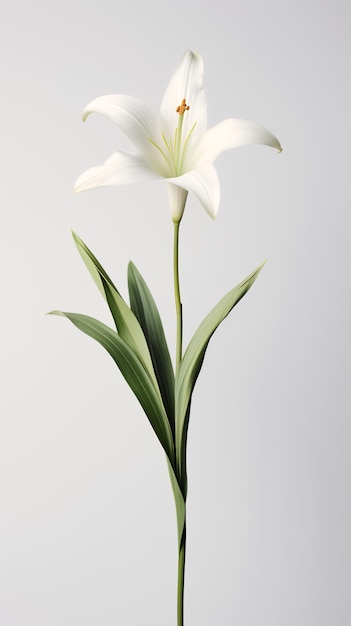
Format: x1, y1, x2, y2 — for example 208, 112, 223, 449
74, 50, 282, 223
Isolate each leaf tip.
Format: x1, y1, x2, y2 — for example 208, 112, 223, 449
127, 260, 138, 278
47, 309, 65, 317
71, 230, 83, 247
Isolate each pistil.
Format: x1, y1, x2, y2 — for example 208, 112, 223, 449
174, 98, 190, 175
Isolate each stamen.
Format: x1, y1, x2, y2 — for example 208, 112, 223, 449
176, 98, 190, 115
179, 122, 197, 173
162, 132, 171, 153
149, 137, 174, 173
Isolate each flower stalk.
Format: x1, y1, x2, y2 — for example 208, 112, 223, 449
173, 221, 183, 374
177, 522, 186, 626
173, 214, 185, 625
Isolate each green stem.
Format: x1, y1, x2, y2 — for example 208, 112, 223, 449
173, 222, 182, 374
173, 220, 185, 624
177, 522, 186, 626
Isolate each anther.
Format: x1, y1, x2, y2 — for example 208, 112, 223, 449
176, 98, 190, 115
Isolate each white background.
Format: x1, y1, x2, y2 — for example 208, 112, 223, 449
1, 1, 350, 624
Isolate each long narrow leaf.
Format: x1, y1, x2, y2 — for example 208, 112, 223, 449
72, 231, 117, 296
128, 262, 175, 432
167, 458, 186, 549
175, 260, 266, 480
72, 232, 160, 394
50, 310, 175, 466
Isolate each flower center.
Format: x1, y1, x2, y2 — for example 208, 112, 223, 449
149, 98, 196, 178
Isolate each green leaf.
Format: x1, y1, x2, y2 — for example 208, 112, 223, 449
128, 262, 175, 433
50, 310, 175, 466
72, 231, 117, 297
175, 260, 266, 481
72, 232, 159, 394
167, 458, 186, 548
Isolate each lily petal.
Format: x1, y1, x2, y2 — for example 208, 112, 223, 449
160, 50, 207, 140
168, 162, 220, 219
193, 118, 282, 163
74, 151, 160, 193
166, 184, 188, 223
82, 95, 160, 157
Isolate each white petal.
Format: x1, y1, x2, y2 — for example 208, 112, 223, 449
167, 162, 220, 219
82, 95, 160, 156
167, 184, 188, 223
74, 151, 160, 193
160, 50, 207, 140
193, 118, 282, 163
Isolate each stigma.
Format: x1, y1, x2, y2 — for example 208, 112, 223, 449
176, 98, 190, 115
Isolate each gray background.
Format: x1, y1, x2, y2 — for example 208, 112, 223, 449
1, 1, 350, 624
